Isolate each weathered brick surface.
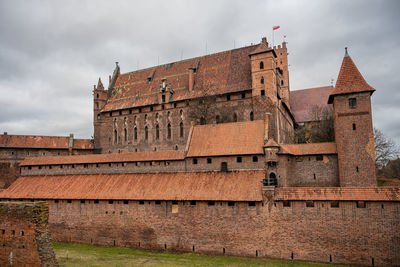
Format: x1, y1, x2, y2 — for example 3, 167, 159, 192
0, 201, 58, 267
48, 199, 399, 266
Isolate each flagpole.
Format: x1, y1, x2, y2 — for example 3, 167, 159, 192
272, 27, 274, 47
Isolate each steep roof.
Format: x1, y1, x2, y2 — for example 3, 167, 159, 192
0, 171, 265, 201
328, 50, 375, 103
279, 142, 337, 156
275, 187, 400, 201
0, 134, 93, 150
20, 150, 185, 166
187, 120, 265, 157
102, 45, 258, 112
290, 86, 333, 123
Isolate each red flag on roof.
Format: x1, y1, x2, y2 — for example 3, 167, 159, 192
273, 25, 280, 30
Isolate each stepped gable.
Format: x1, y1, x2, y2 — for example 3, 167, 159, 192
275, 187, 400, 201
279, 142, 337, 156
187, 120, 265, 157
0, 134, 93, 150
0, 171, 265, 201
290, 86, 333, 123
20, 150, 185, 166
102, 45, 257, 112
328, 49, 375, 103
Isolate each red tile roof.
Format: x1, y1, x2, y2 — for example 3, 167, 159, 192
279, 142, 337, 156
102, 45, 258, 112
0, 171, 265, 201
20, 150, 185, 166
275, 187, 400, 201
187, 120, 265, 157
328, 53, 375, 103
290, 86, 333, 123
0, 134, 93, 150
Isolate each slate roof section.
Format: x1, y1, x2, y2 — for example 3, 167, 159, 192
328, 52, 375, 103
102, 45, 258, 112
187, 120, 265, 157
290, 86, 333, 123
0, 134, 93, 150
20, 150, 185, 166
279, 142, 337, 156
0, 171, 265, 201
275, 187, 400, 201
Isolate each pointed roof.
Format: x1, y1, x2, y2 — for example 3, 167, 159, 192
328, 48, 375, 103
97, 78, 104, 90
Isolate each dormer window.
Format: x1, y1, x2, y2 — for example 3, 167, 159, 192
260, 61, 264, 69
349, 98, 357, 109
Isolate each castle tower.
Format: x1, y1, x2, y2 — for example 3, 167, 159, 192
274, 42, 290, 108
249, 37, 280, 103
328, 48, 376, 187
93, 78, 108, 150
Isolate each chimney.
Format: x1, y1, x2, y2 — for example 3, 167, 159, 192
68, 133, 74, 155
264, 112, 271, 142
188, 68, 195, 92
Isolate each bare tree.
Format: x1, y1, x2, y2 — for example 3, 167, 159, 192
294, 105, 334, 143
374, 128, 399, 169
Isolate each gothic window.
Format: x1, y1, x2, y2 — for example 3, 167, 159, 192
250, 112, 254, 121
260, 61, 264, 69
96, 93, 99, 98
180, 122, 184, 137
134, 126, 137, 141
260, 76, 264, 84
180, 109, 184, 120
145, 126, 148, 141
124, 128, 127, 142
155, 124, 160, 140
167, 123, 171, 139
268, 173, 277, 186
281, 80, 284, 86
114, 129, 118, 145
349, 98, 357, 109
167, 111, 171, 122
233, 113, 238, 122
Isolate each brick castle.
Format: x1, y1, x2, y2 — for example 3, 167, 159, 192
0, 37, 399, 266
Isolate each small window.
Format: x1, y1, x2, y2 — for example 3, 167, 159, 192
208, 201, 215, 206
216, 115, 221, 124
67, 200, 72, 204
207, 158, 212, 164
145, 126, 148, 140
108, 200, 114, 204
80, 200, 85, 204
353, 123, 356, 131
356, 201, 366, 208
167, 124, 171, 139
55, 199, 59, 203
260, 76, 264, 84
162, 94, 166, 103
180, 122, 184, 137
150, 106, 153, 111
139, 200, 144, 205
316, 155, 323, 161
172, 200, 178, 205
155, 200, 161, 205
190, 200, 196, 206
228, 201, 235, 207
233, 113, 237, 122
227, 95, 231, 101
236, 156, 242, 163
97, 114, 101, 120
252, 156, 258, 162
241, 92, 246, 99
248, 201, 256, 206
281, 80, 284, 86
155, 124, 160, 140
192, 158, 198, 165
349, 98, 357, 109
1, 229, 4, 234
306, 201, 314, 207
94, 200, 99, 204
261, 90, 265, 96
356, 166, 359, 172
331, 201, 339, 208
221, 162, 228, 172
259, 61, 264, 69
119, 110, 122, 116
250, 112, 254, 121
123, 200, 129, 205
109, 112, 112, 117
84, 164, 88, 168
283, 200, 291, 207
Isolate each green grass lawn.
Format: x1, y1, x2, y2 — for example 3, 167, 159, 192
53, 242, 351, 267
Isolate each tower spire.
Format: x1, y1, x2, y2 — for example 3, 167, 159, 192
344, 47, 349, 57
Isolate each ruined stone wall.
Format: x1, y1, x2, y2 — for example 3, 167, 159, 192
0, 201, 58, 267
48, 199, 399, 266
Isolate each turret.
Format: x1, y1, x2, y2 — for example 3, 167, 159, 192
93, 78, 108, 150
329, 48, 376, 187
274, 42, 290, 108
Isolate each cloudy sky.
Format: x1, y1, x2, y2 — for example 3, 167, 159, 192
0, 0, 399, 144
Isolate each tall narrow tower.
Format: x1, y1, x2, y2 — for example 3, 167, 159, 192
93, 78, 108, 151
328, 48, 376, 187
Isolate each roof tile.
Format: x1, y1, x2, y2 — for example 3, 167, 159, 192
0, 135, 93, 150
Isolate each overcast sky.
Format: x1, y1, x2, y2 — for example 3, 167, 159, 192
0, 0, 399, 144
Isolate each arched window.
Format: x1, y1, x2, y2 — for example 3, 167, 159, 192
145, 126, 148, 141
260, 61, 264, 69
180, 122, 184, 137
281, 80, 284, 86
233, 113, 237, 122
167, 123, 171, 139
269, 173, 277, 186
124, 128, 127, 142
114, 129, 118, 144
250, 112, 254, 121
96, 93, 99, 98
134, 126, 137, 141
155, 124, 160, 140
260, 76, 264, 84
